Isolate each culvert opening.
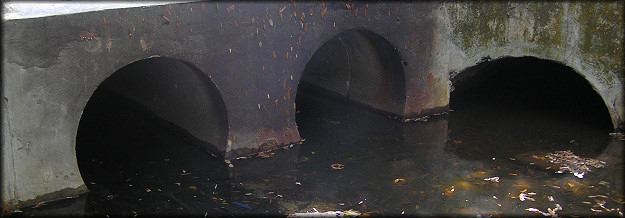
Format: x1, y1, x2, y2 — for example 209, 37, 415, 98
448, 56, 613, 160
75, 57, 230, 214
295, 30, 406, 139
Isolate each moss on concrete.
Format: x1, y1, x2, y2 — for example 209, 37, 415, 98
448, 2, 508, 49
444, 1, 624, 128
447, 2, 623, 81
448, 2, 567, 53
579, 1, 624, 81
528, 3, 564, 49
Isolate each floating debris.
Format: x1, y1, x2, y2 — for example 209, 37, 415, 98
534, 150, 606, 179
288, 209, 360, 217
31, 202, 46, 209
224, 159, 234, 167
525, 204, 561, 217
591, 208, 603, 213
518, 190, 536, 202
232, 202, 252, 210
393, 178, 406, 184
484, 176, 499, 183
331, 163, 344, 170
519, 193, 535, 202
403, 116, 429, 122
258, 151, 275, 158
181, 169, 191, 176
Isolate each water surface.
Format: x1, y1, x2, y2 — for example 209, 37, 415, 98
12, 88, 623, 217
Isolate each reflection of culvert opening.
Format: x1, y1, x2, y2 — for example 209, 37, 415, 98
76, 58, 229, 200
295, 30, 406, 132
451, 56, 613, 130
448, 56, 613, 160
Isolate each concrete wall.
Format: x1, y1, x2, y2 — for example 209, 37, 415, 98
1, 1, 444, 213
2, 0, 622, 214
434, 1, 624, 129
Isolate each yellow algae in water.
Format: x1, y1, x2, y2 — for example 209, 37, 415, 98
468, 170, 490, 179
454, 180, 474, 191
443, 186, 455, 196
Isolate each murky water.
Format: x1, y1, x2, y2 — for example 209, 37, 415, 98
12, 87, 623, 217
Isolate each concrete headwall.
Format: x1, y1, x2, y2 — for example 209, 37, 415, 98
434, 1, 624, 129
1, 1, 444, 213
2, 1, 622, 214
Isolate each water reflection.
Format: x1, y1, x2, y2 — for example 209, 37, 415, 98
12, 87, 623, 217
230, 86, 622, 216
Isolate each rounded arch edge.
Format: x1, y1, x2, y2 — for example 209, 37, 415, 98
75, 56, 230, 164
450, 55, 619, 131
295, 29, 408, 118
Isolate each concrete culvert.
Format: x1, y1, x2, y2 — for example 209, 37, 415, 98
450, 56, 614, 131
75, 57, 229, 201
296, 30, 406, 121
446, 56, 615, 162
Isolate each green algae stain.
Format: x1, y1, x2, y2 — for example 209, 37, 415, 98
447, 2, 623, 83
448, 2, 566, 53
529, 3, 564, 48
448, 2, 508, 50
579, 2, 624, 81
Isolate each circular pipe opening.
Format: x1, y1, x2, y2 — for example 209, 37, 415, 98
448, 56, 613, 160
75, 57, 229, 207
296, 30, 406, 128
451, 56, 613, 129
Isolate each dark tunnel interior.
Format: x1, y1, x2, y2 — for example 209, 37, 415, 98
75, 58, 231, 215
450, 56, 613, 130
447, 56, 614, 160
295, 30, 406, 128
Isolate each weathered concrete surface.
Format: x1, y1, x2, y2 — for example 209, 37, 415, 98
435, 1, 624, 129
1, 0, 623, 214
2, 1, 444, 213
